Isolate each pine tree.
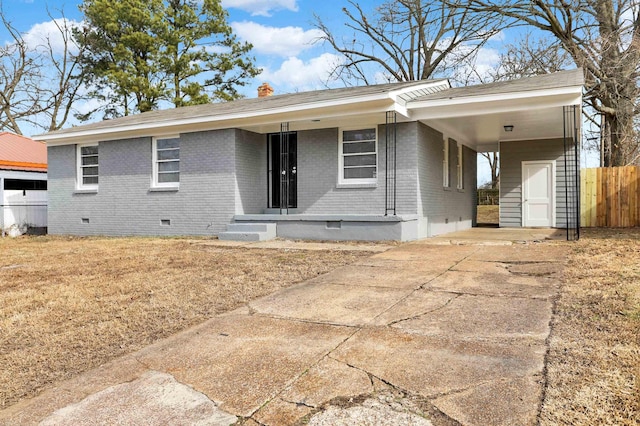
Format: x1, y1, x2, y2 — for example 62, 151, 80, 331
76, 0, 259, 118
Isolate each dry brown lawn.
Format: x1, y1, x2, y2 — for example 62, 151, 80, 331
541, 228, 640, 425
0, 236, 374, 409
476, 205, 499, 224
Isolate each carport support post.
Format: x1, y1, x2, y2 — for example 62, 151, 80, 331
562, 105, 581, 241
385, 111, 397, 216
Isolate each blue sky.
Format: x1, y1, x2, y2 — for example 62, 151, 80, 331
0, 0, 360, 97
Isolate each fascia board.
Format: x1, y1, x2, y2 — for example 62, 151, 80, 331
409, 91, 583, 121
409, 86, 583, 111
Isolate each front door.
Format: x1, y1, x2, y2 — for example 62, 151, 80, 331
522, 161, 555, 227
268, 132, 297, 209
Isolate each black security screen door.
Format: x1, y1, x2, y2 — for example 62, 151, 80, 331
268, 132, 297, 209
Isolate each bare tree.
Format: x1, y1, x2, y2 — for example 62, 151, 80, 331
479, 152, 499, 189
315, 0, 503, 85
38, 11, 89, 132
490, 34, 573, 81
0, 9, 88, 134
461, 0, 640, 166
0, 14, 44, 134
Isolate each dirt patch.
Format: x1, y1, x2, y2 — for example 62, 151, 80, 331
476, 205, 499, 224
0, 236, 374, 409
540, 228, 640, 425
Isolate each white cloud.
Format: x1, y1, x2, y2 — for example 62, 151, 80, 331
259, 53, 343, 91
23, 18, 82, 55
222, 0, 298, 17
232, 21, 322, 56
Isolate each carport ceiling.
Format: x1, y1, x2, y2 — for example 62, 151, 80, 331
421, 106, 568, 153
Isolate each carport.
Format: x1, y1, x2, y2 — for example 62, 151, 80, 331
406, 69, 583, 240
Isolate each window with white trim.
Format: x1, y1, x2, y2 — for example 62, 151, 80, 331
457, 143, 464, 189
153, 136, 180, 187
442, 138, 449, 187
339, 128, 377, 184
77, 144, 98, 190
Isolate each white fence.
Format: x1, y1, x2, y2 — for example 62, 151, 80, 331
1, 189, 48, 235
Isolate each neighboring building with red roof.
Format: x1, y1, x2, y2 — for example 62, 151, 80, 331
0, 132, 48, 236
0, 132, 48, 172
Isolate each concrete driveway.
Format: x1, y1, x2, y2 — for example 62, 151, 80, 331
0, 231, 568, 425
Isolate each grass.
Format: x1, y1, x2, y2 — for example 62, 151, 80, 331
476, 205, 499, 224
0, 236, 374, 409
541, 228, 640, 425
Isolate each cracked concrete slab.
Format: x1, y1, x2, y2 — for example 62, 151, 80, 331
427, 270, 559, 299
39, 371, 237, 426
354, 257, 453, 275
392, 294, 552, 340
279, 357, 373, 408
372, 290, 456, 326
467, 244, 568, 263
451, 260, 512, 274
507, 262, 565, 276
135, 314, 352, 417
249, 281, 412, 326
307, 391, 433, 426
331, 327, 546, 398
432, 376, 543, 426
370, 244, 478, 262
305, 264, 438, 289
253, 397, 314, 426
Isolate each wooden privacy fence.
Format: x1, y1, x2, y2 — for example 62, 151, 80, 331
581, 166, 640, 227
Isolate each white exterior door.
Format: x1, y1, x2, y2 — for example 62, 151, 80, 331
522, 161, 555, 227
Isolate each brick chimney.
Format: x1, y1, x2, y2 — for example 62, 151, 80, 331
257, 82, 274, 98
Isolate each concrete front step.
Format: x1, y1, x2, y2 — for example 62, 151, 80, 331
218, 222, 277, 241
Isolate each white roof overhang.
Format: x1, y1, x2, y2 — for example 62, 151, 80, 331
407, 86, 583, 152
38, 80, 449, 146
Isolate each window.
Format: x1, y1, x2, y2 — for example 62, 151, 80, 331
339, 128, 377, 184
153, 136, 180, 187
457, 144, 464, 190
4, 179, 47, 190
77, 144, 98, 190
443, 138, 449, 187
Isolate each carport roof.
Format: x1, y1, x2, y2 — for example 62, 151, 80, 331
411, 68, 584, 102
406, 69, 584, 151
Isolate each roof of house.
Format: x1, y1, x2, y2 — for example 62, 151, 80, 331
410, 68, 584, 102
36, 69, 585, 148
40, 79, 450, 140
0, 132, 48, 172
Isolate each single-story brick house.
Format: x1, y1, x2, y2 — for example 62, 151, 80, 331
0, 132, 48, 236
38, 69, 583, 241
